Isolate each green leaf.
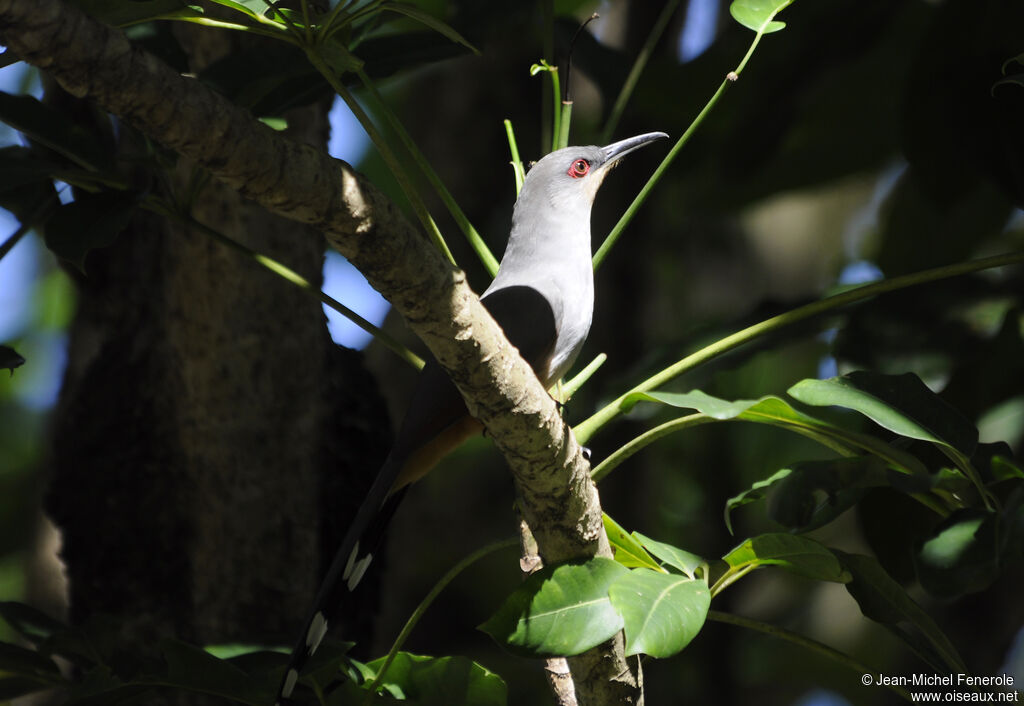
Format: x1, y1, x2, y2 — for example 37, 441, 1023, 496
66, 0, 203, 26
0, 146, 64, 193
788, 372, 978, 457
356, 31, 472, 80
479, 558, 628, 657
378, 2, 479, 55
64, 665, 149, 706
835, 551, 966, 673
0, 602, 68, 644
202, 643, 279, 660
623, 391, 839, 450
257, 117, 289, 131
160, 639, 264, 703
623, 389, 768, 418
202, 644, 293, 696
0, 641, 61, 682
324, 680, 396, 705
0, 345, 25, 375
0, 604, 102, 669
631, 532, 705, 579
0, 92, 112, 172
320, 36, 366, 76
992, 455, 1024, 481
0, 676, 52, 700
603, 514, 661, 571
284, 638, 360, 697
754, 457, 904, 533
0, 184, 59, 234
724, 533, 850, 583
608, 570, 709, 657
365, 653, 506, 706
729, 0, 793, 34
624, 389, 926, 473
205, 0, 270, 20
43, 191, 142, 271
198, 45, 329, 115
725, 467, 792, 534
914, 510, 1002, 598
728, 454, 972, 537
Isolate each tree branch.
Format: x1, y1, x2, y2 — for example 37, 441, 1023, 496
0, 1, 640, 702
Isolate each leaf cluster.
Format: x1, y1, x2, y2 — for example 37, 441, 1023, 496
1, 0, 1022, 703
477, 360, 1019, 686
0, 602, 506, 705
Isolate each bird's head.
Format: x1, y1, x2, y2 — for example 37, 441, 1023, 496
519, 131, 669, 211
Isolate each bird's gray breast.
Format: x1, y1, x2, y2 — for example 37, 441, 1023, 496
488, 188, 596, 385
484, 258, 593, 385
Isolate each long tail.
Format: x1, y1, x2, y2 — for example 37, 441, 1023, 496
276, 359, 473, 703
276, 456, 407, 704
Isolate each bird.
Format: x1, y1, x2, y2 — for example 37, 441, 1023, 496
277, 131, 668, 704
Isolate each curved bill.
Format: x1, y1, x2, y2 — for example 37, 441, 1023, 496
601, 131, 670, 165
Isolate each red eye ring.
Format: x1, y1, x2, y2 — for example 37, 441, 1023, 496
567, 159, 590, 178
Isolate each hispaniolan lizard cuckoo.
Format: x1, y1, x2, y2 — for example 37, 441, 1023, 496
277, 131, 668, 703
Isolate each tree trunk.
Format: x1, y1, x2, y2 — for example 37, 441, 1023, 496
1, 0, 641, 701
44, 16, 390, 678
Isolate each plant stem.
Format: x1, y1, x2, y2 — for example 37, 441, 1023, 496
0, 221, 29, 264
600, 0, 680, 144
707, 610, 912, 701
593, 0, 797, 270
709, 564, 755, 596
575, 251, 1024, 444
364, 537, 519, 703
733, 1, 795, 77
178, 16, 294, 42
562, 353, 606, 400
504, 119, 525, 196
541, 0, 554, 151
589, 406, 952, 518
592, 75, 729, 270
150, 198, 424, 370
355, 68, 498, 276
307, 49, 456, 266
733, 27, 768, 77
590, 413, 711, 482
556, 100, 572, 150
549, 68, 562, 153
259, 0, 302, 38
940, 447, 994, 511
321, 0, 385, 40
298, 0, 312, 44
0, 195, 59, 264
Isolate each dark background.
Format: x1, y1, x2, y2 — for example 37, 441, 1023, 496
1, 1, 1023, 705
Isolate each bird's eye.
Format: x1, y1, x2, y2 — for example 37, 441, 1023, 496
567, 159, 590, 178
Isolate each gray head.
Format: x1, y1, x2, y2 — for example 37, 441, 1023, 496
516, 131, 669, 214
499, 130, 669, 275
490, 131, 668, 382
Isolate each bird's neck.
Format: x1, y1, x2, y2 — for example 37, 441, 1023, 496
485, 194, 596, 384
495, 197, 594, 284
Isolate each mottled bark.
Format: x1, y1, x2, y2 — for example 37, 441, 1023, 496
0, 0, 641, 701
40, 6, 390, 675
